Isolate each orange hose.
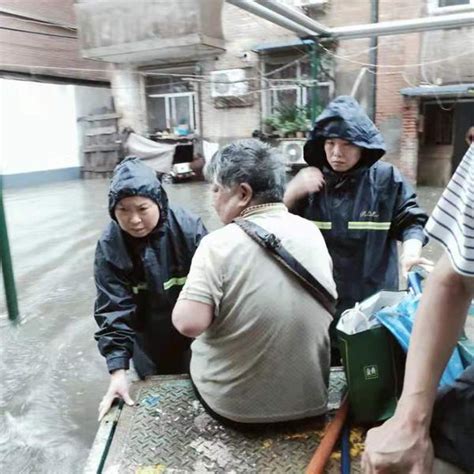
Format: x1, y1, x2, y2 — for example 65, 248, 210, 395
305, 397, 349, 474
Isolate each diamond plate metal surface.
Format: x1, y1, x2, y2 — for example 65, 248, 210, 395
102, 370, 359, 473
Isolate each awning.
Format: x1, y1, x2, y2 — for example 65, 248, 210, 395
252, 38, 315, 53
400, 83, 474, 97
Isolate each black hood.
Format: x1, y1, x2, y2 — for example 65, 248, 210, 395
108, 157, 168, 222
304, 95, 386, 170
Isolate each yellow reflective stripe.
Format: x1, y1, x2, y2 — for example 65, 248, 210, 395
163, 276, 187, 290
348, 221, 391, 230
132, 283, 148, 294
313, 221, 332, 230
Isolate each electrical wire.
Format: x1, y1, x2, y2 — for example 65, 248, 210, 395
0, 38, 471, 105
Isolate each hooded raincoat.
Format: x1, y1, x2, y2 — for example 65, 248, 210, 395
94, 158, 207, 376
296, 96, 428, 316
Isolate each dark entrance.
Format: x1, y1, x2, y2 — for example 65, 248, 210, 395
452, 101, 474, 172
418, 99, 474, 186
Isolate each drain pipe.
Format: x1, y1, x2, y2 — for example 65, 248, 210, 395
369, 0, 378, 121
254, 0, 331, 36
226, 0, 316, 37
310, 40, 320, 124
331, 12, 474, 39
229, 0, 474, 39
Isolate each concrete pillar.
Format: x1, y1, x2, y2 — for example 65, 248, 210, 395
109, 64, 147, 135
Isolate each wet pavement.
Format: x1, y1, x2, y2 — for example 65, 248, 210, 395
0, 178, 442, 473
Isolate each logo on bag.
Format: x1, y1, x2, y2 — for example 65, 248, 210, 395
364, 365, 379, 380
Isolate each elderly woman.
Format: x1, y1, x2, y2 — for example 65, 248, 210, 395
172, 139, 337, 427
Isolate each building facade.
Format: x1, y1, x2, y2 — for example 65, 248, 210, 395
0, 0, 115, 186
372, 0, 474, 185
76, 0, 472, 185
1, 0, 473, 185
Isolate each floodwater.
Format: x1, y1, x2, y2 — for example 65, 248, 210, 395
0, 178, 442, 473
0, 179, 220, 474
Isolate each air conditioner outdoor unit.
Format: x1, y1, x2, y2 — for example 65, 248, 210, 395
279, 140, 306, 166
211, 69, 249, 98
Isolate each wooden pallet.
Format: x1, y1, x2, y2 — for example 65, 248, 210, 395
80, 112, 121, 179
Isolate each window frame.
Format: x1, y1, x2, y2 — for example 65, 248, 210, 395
428, 0, 474, 15
261, 55, 333, 117
147, 91, 196, 131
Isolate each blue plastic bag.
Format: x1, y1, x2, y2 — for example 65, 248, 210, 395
375, 272, 465, 387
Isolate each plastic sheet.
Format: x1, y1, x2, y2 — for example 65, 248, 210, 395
376, 272, 465, 387
337, 291, 406, 335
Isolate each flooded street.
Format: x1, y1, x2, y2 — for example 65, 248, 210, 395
0, 177, 442, 473
0, 179, 220, 474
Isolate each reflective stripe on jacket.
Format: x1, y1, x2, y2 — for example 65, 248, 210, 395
298, 161, 428, 315
94, 206, 207, 374
94, 158, 207, 374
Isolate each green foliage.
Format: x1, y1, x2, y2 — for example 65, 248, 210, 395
264, 105, 311, 136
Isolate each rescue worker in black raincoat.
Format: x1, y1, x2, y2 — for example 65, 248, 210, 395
94, 157, 207, 420
284, 96, 432, 360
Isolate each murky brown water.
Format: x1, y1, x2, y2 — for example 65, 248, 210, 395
0, 179, 220, 474
0, 178, 442, 473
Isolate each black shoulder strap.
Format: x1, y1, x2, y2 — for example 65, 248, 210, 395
233, 218, 336, 316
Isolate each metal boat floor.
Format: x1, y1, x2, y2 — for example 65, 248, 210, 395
85, 368, 356, 473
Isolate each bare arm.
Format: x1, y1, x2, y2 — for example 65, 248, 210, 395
172, 299, 214, 338
400, 254, 471, 406
363, 253, 473, 473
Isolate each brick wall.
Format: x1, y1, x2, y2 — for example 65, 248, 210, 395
420, 26, 474, 85
201, 1, 373, 144
375, 0, 424, 182
399, 97, 420, 182
0, 0, 109, 82
317, 0, 372, 103
199, 2, 297, 143
374, 1, 474, 184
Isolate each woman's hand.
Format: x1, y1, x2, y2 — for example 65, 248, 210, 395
401, 255, 434, 278
284, 167, 325, 209
401, 239, 434, 278
98, 369, 135, 421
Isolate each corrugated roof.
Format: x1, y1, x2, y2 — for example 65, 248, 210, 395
400, 83, 474, 97
252, 38, 315, 52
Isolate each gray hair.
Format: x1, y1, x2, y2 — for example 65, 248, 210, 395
204, 139, 286, 204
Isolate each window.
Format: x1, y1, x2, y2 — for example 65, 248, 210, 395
146, 75, 196, 133
262, 54, 333, 118
148, 93, 195, 132
428, 0, 474, 13
439, 0, 470, 6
